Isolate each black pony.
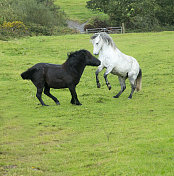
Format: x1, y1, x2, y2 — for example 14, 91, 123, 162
21, 49, 100, 106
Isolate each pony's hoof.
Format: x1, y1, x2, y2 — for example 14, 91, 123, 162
76, 103, 82, 106
97, 83, 101, 88
56, 102, 60, 105
43, 104, 49, 106
113, 95, 119, 98
108, 84, 111, 90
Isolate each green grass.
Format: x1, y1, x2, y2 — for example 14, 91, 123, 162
0, 32, 174, 175
55, 0, 105, 22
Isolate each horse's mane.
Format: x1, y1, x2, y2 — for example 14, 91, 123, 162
65, 50, 86, 74
67, 49, 86, 59
91, 32, 117, 49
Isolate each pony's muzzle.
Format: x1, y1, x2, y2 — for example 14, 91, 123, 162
93, 53, 98, 56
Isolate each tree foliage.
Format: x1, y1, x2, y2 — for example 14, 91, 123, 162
86, 0, 174, 31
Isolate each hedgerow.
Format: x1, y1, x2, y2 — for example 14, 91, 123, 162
0, 0, 68, 39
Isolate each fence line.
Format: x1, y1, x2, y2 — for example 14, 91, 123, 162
85, 27, 123, 34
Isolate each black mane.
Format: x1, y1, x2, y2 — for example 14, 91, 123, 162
65, 49, 87, 75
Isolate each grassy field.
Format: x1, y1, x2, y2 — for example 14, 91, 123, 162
0, 32, 174, 175
55, 0, 104, 22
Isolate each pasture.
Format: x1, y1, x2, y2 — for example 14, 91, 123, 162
0, 32, 174, 175
55, 0, 104, 22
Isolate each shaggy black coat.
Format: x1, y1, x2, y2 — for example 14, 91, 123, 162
21, 49, 100, 106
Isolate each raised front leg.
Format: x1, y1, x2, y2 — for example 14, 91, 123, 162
95, 65, 104, 88
69, 85, 82, 105
104, 67, 113, 90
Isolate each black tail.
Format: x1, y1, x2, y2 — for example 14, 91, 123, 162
21, 68, 37, 80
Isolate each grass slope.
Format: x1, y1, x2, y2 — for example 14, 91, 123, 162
55, 0, 103, 22
0, 32, 174, 175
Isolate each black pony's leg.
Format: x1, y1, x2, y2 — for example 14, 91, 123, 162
44, 86, 60, 105
95, 65, 103, 88
104, 67, 113, 90
113, 76, 126, 98
36, 87, 47, 106
69, 85, 82, 105
96, 70, 100, 88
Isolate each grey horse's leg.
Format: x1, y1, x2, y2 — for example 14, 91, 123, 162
128, 84, 136, 99
104, 67, 113, 90
113, 76, 126, 98
128, 74, 136, 99
95, 65, 104, 88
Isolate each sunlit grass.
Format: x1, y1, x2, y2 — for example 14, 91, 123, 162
0, 32, 174, 175
55, 0, 106, 22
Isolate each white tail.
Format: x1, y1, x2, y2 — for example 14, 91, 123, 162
136, 69, 142, 91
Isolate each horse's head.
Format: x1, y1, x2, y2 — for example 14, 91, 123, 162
91, 32, 117, 55
67, 50, 100, 68
91, 34, 103, 55
84, 50, 101, 66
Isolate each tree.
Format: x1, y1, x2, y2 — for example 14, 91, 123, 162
155, 0, 174, 25
86, 0, 174, 31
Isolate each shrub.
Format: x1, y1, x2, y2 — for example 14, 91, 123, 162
0, 0, 67, 38
84, 15, 109, 31
0, 21, 29, 38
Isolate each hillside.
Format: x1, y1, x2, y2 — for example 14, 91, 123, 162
55, 0, 103, 22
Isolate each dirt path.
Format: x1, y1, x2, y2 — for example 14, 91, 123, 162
67, 20, 88, 33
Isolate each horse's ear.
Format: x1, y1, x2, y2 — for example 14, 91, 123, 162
67, 51, 74, 57
67, 52, 70, 57
91, 33, 99, 40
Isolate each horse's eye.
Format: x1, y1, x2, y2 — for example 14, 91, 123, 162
96, 43, 99, 45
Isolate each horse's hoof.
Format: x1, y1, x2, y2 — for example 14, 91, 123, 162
113, 95, 119, 98
43, 104, 49, 106
97, 83, 101, 88
108, 84, 111, 90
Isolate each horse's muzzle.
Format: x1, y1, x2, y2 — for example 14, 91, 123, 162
87, 57, 101, 66
96, 59, 101, 66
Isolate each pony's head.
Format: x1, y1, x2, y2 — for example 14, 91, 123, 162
91, 32, 116, 55
67, 50, 100, 67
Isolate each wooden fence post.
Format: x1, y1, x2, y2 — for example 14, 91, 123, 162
122, 23, 125, 33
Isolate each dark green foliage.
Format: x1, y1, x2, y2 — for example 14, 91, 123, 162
84, 15, 110, 31
0, 0, 67, 37
86, 0, 174, 31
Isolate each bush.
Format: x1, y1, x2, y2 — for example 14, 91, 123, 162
0, 0, 67, 38
84, 15, 109, 31
0, 21, 29, 38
